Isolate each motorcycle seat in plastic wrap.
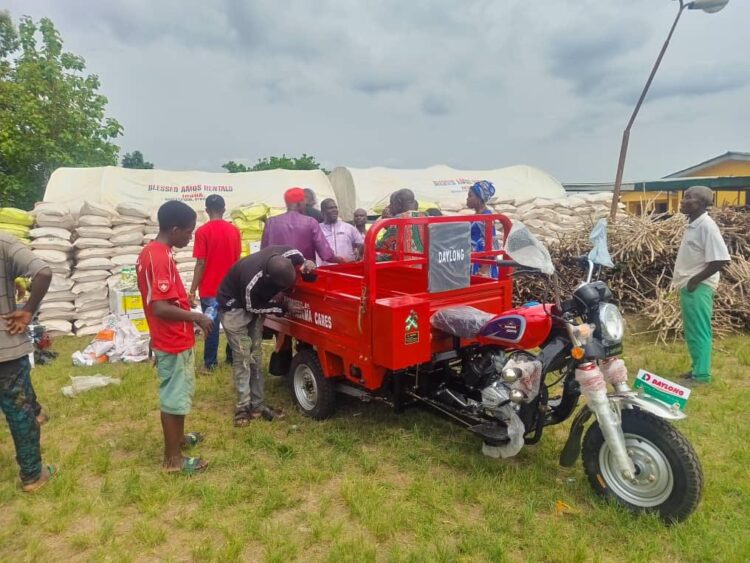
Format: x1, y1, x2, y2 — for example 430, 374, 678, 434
430, 306, 494, 339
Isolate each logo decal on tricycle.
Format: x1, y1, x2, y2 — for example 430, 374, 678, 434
634, 369, 691, 410
405, 310, 419, 344
484, 315, 526, 343
285, 297, 333, 330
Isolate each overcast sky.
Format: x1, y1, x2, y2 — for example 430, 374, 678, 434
6, 0, 749, 182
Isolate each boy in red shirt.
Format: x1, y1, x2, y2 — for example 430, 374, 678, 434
188, 195, 241, 372
137, 201, 214, 474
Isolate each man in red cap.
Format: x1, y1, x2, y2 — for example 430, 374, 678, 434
261, 188, 343, 263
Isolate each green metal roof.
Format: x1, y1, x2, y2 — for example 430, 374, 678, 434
564, 176, 750, 193
634, 176, 750, 192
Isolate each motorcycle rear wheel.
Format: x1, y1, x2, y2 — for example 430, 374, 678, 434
581, 408, 703, 524
288, 349, 336, 420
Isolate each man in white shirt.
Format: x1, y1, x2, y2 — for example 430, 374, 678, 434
318, 199, 364, 265
673, 186, 731, 386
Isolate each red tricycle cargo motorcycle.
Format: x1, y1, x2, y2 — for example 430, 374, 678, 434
267, 214, 703, 523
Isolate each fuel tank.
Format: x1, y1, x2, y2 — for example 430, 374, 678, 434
478, 303, 552, 349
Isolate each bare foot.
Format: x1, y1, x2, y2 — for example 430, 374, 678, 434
162, 456, 209, 475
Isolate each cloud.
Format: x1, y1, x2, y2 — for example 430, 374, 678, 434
546, 19, 652, 102
4, 0, 749, 183
637, 65, 750, 103
352, 77, 409, 94
59, 1, 234, 50
421, 93, 452, 116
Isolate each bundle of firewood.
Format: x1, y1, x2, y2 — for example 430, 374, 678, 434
512, 208, 750, 343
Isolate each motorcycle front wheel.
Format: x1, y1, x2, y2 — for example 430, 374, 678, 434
581, 408, 703, 524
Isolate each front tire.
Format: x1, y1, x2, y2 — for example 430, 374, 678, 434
582, 408, 703, 524
288, 349, 336, 420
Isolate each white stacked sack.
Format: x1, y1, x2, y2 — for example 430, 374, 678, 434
175, 246, 196, 289
72, 202, 153, 333
37, 274, 76, 336
73, 202, 116, 335
482, 192, 626, 247
144, 209, 159, 244
31, 204, 75, 277
30, 206, 76, 335
108, 203, 148, 300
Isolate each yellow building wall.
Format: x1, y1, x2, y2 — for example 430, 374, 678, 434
677, 160, 749, 207
683, 161, 750, 178
621, 159, 750, 214
622, 189, 744, 214
622, 191, 680, 215
715, 191, 746, 207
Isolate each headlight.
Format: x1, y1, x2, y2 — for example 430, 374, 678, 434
599, 303, 624, 343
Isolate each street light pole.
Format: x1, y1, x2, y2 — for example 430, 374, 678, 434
609, 0, 729, 221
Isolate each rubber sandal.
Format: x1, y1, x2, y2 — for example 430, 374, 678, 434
251, 405, 285, 421
233, 411, 252, 427
181, 432, 204, 449
22, 464, 57, 493
164, 457, 208, 475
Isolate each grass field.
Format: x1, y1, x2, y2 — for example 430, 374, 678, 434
0, 328, 748, 562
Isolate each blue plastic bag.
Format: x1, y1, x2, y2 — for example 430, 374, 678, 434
588, 218, 614, 268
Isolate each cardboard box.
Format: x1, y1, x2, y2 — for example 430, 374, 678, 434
123, 294, 143, 312
110, 290, 144, 316
127, 312, 149, 334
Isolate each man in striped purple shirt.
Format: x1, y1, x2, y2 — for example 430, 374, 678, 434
261, 187, 344, 264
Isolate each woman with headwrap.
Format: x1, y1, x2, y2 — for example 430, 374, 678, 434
466, 180, 498, 278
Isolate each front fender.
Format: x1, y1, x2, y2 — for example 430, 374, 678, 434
559, 405, 593, 468
610, 391, 687, 421
558, 391, 686, 468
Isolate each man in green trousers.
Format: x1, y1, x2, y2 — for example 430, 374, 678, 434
673, 186, 731, 386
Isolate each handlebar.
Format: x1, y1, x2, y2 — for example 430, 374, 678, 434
495, 258, 544, 274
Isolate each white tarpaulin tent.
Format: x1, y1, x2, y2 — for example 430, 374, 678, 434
329, 164, 566, 218
43, 166, 336, 213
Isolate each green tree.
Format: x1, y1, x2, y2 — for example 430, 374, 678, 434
121, 150, 154, 169
221, 160, 250, 173
0, 13, 122, 209
222, 154, 328, 174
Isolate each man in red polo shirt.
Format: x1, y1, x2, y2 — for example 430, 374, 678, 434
137, 200, 214, 475
189, 195, 241, 372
